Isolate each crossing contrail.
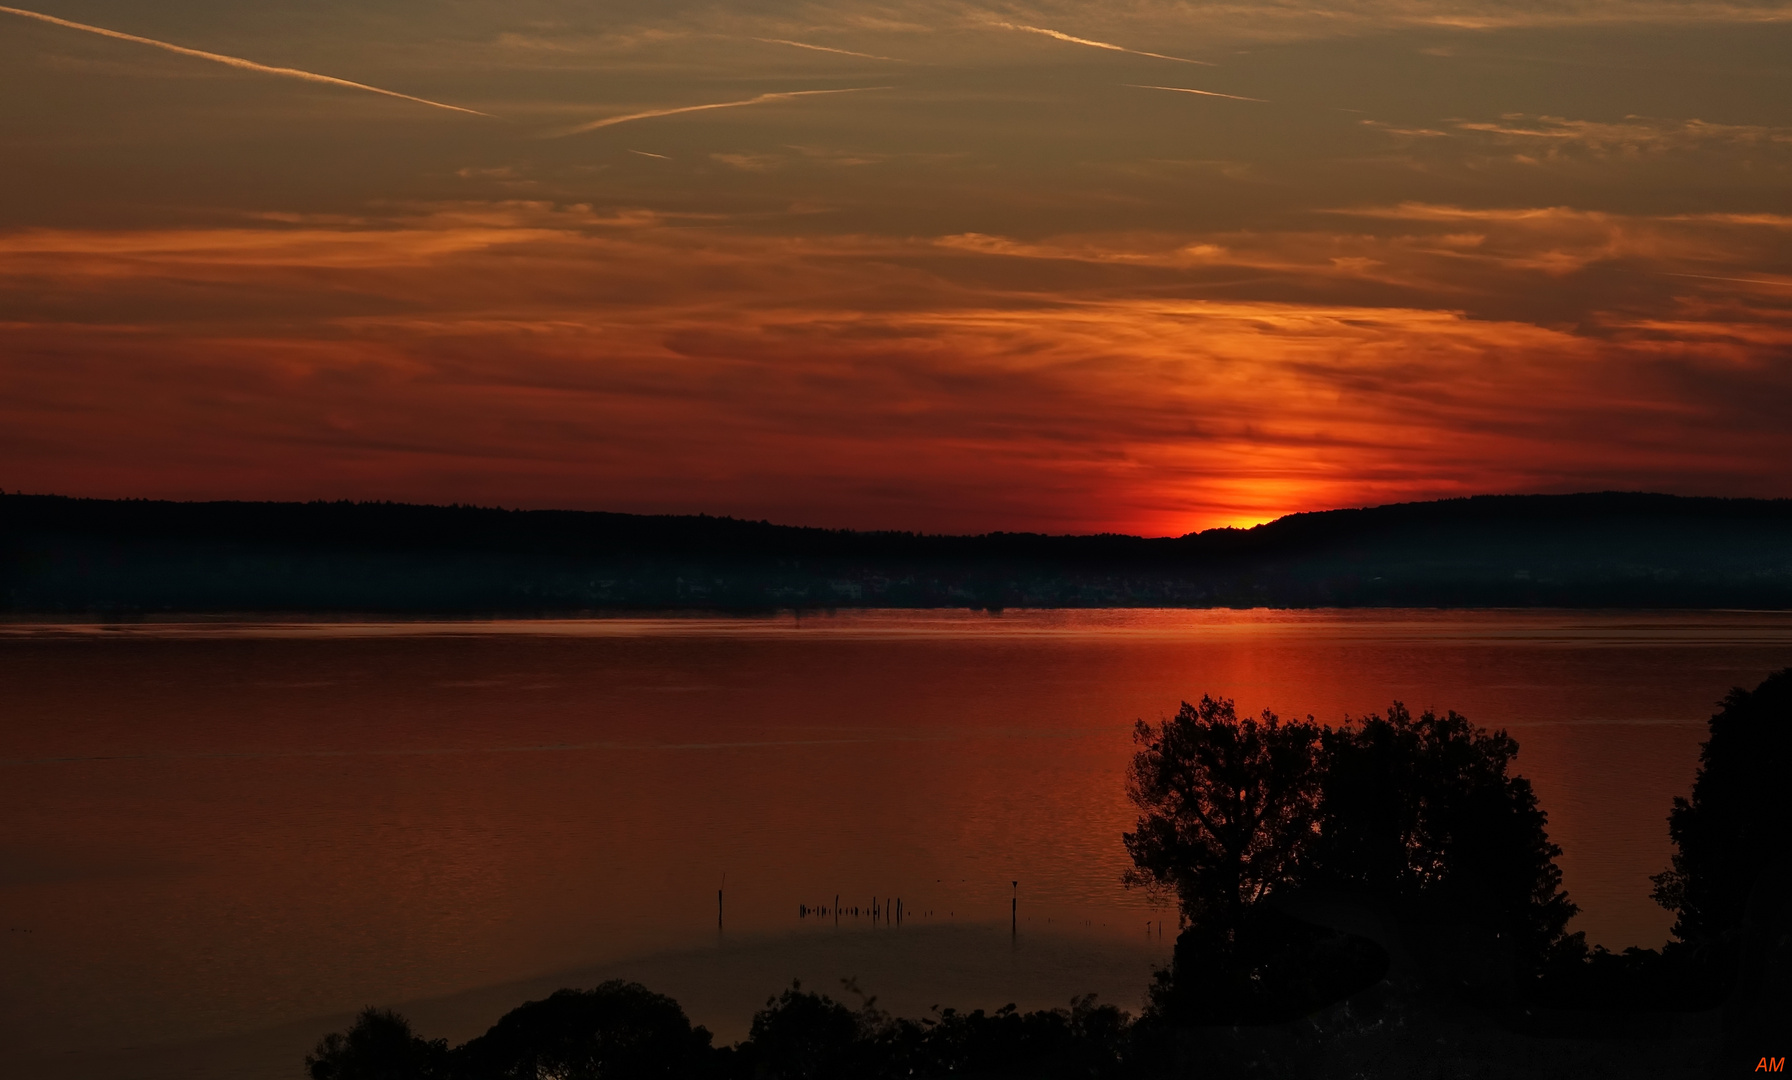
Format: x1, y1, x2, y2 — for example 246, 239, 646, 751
1125, 84, 1268, 102
1129, 83, 1267, 103
549, 87, 887, 137
0, 4, 492, 117
754, 38, 911, 63
992, 21, 1211, 65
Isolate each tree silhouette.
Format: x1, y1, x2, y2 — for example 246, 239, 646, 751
305, 1008, 448, 1080
1314, 704, 1578, 973
454, 981, 715, 1080
1125, 696, 1579, 1020
1651, 667, 1792, 946
741, 980, 868, 1080
1122, 697, 1325, 925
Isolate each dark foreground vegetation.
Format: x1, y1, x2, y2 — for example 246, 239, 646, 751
308, 670, 1791, 1079
7, 490, 1792, 611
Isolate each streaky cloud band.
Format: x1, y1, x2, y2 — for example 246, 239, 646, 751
547, 87, 890, 137
0, 4, 492, 117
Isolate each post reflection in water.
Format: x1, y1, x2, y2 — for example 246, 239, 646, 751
2, 609, 1789, 1076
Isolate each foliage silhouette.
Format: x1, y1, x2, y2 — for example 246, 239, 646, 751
454, 981, 716, 1080
1646, 667, 1792, 1065
307, 986, 1135, 1080
738, 980, 868, 1079
1125, 697, 1581, 1019
1142, 906, 1388, 1025
1122, 697, 1325, 925
886, 994, 1132, 1079
306, 1007, 449, 1080
1650, 667, 1792, 947
1312, 703, 1579, 978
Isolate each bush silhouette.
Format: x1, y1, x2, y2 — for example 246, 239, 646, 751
884, 995, 1132, 1079
306, 1008, 449, 1080
454, 981, 715, 1080
738, 980, 868, 1080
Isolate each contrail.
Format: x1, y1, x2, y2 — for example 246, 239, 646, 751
548, 87, 887, 137
0, 4, 491, 117
1129, 83, 1267, 103
754, 37, 910, 63
1667, 272, 1792, 290
628, 149, 670, 159
992, 21, 1211, 65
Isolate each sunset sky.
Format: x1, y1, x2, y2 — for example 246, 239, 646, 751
2, 0, 1789, 534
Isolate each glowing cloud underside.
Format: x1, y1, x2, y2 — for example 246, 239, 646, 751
0, 4, 491, 117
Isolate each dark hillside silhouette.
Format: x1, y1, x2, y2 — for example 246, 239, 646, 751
5, 490, 1792, 611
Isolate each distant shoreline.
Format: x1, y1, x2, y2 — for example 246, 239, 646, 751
5, 607, 1792, 627
6, 491, 1792, 613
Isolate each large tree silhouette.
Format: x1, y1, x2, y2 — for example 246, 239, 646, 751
1313, 704, 1578, 973
1651, 667, 1792, 947
1122, 696, 1325, 924
1125, 695, 1579, 997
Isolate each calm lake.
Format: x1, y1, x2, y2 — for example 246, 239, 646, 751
4, 609, 1791, 1078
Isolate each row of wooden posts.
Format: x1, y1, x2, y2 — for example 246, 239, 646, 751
716, 881, 1025, 933
719, 880, 1170, 940
796, 895, 910, 925
790, 882, 1020, 933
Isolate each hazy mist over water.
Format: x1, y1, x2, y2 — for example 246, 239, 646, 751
3, 608, 1790, 1076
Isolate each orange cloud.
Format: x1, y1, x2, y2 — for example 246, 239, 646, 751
1, 203, 1787, 534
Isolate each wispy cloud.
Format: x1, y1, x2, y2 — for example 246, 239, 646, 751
5, 208, 1790, 533
753, 37, 912, 63
991, 21, 1212, 65
1453, 114, 1792, 152
1665, 213, 1792, 228
1129, 84, 1267, 103
0, 4, 492, 117
547, 87, 888, 137
1359, 112, 1792, 158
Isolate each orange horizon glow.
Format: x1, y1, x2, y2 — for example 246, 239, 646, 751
2, 3, 1789, 533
